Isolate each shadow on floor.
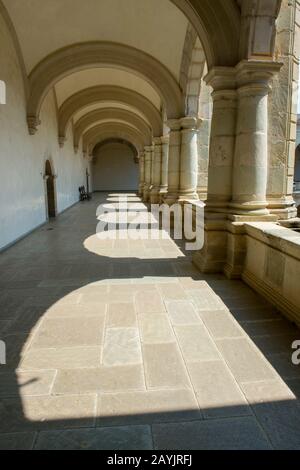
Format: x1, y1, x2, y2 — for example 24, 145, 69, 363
0, 192, 300, 450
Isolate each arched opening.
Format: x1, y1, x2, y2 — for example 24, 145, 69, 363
92, 139, 139, 191
45, 159, 56, 218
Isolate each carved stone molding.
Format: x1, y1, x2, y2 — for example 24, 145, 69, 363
73, 107, 152, 150
27, 42, 183, 133
58, 85, 163, 143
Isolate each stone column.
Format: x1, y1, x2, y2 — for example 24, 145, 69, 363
159, 135, 169, 202
143, 146, 153, 202
163, 119, 181, 205
150, 138, 162, 204
179, 117, 201, 201
204, 69, 237, 214
193, 68, 238, 273
138, 152, 145, 197
230, 61, 282, 217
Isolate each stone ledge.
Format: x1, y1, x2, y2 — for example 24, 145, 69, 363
244, 222, 300, 262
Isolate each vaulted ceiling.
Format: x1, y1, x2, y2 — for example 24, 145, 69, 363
1, 0, 281, 154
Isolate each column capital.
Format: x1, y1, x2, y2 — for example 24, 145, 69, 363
144, 145, 154, 153
165, 119, 181, 131
153, 137, 162, 146
160, 135, 169, 145
235, 60, 282, 89
204, 67, 236, 91
205, 61, 282, 93
180, 116, 202, 131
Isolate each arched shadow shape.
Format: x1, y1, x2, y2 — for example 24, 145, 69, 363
0, 192, 300, 450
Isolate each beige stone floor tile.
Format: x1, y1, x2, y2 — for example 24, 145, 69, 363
0, 432, 36, 450
174, 325, 220, 362
166, 300, 201, 325
45, 303, 107, 318
29, 317, 105, 349
188, 288, 226, 311
187, 361, 250, 419
240, 380, 300, 449
199, 309, 245, 339
143, 343, 191, 389
19, 346, 101, 370
97, 389, 201, 426
265, 352, 300, 380
34, 425, 153, 450
178, 278, 209, 290
102, 328, 142, 366
152, 417, 272, 450
52, 365, 145, 394
216, 338, 278, 383
0, 395, 96, 432
157, 283, 187, 300
0, 370, 56, 398
139, 314, 175, 344
135, 291, 166, 314
107, 303, 137, 328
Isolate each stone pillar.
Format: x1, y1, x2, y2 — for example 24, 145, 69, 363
138, 152, 145, 197
230, 61, 282, 217
204, 69, 237, 213
143, 146, 153, 202
150, 138, 162, 204
193, 62, 282, 278
159, 135, 169, 202
179, 117, 201, 201
193, 68, 238, 273
163, 120, 181, 205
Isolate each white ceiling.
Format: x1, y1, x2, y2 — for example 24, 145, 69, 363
73, 103, 151, 125
3, 0, 188, 80
54, 68, 161, 109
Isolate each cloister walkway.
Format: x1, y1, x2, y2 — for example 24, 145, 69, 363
0, 193, 300, 450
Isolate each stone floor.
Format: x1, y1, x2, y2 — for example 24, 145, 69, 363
0, 192, 300, 450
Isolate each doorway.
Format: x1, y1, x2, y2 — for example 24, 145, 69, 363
45, 160, 56, 218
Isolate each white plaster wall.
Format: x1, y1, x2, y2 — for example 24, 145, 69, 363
0, 12, 87, 250
92, 142, 139, 191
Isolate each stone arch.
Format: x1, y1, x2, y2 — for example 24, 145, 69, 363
27, 42, 183, 132
171, 0, 280, 66
180, 25, 207, 117
57, 86, 163, 143
73, 107, 152, 151
83, 122, 146, 156
94, 138, 138, 159
170, 0, 240, 68
0, 0, 29, 98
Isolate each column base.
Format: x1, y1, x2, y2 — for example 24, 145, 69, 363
138, 184, 145, 197
163, 192, 180, 206
193, 230, 228, 273
159, 187, 168, 204
268, 196, 297, 220
150, 187, 160, 204
143, 185, 152, 203
178, 192, 199, 203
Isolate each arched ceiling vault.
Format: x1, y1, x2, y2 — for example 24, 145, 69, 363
1, 0, 282, 138
83, 122, 146, 156
74, 108, 152, 150
58, 86, 163, 142
27, 42, 184, 130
